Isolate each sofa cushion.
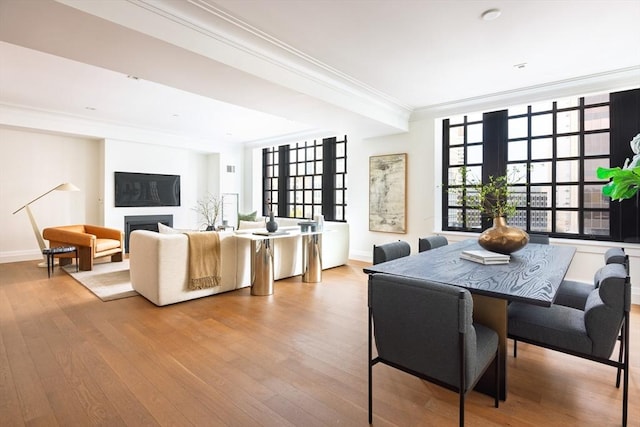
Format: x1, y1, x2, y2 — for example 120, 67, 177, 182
238, 220, 265, 230
158, 223, 180, 234
237, 211, 257, 227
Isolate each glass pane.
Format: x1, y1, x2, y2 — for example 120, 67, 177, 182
316, 146, 323, 159
449, 147, 464, 165
585, 93, 609, 105
306, 162, 314, 175
295, 163, 302, 175
303, 190, 311, 203
530, 186, 552, 208
585, 158, 608, 181
507, 164, 527, 184
306, 147, 314, 159
557, 109, 580, 134
335, 143, 344, 157
294, 177, 303, 188
448, 167, 462, 185
448, 115, 465, 125
304, 176, 312, 188
449, 126, 465, 145
294, 191, 302, 203
509, 117, 528, 139
584, 184, 608, 209
465, 166, 482, 184
304, 206, 312, 218
584, 211, 609, 235
290, 149, 296, 162
530, 162, 552, 183
530, 210, 552, 232
556, 185, 579, 208
584, 106, 609, 131
510, 210, 527, 228
557, 135, 580, 158
315, 175, 323, 188
468, 145, 483, 164
508, 104, 528, 116
531, 101, 552, 113
531, 138, 552, 160
556, 160, 579, 182
466, 210, 481, 229
531, 114, 552, 136
336, 158, 345, 173
556, 211, 579, 233
266, 165, 273, 177
335, 205, 344, 221
467, 123, 483, 143
556, 97, 579, 109
334, 190, 342, 204
448, 188, 463, 206
584, 132, 609, 156
509, 187, 528, 207
448, 209, 463, 227
315, 160, 322, 172
508, 140, 527, 161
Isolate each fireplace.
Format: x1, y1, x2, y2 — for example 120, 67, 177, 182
124, 214, 173, 253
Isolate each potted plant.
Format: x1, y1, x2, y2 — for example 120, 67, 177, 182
458, 167, 528, 254
597, 133, 640, 201
193, 194, 222, 231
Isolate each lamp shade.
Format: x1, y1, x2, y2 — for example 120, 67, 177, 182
54, 182, 81, 192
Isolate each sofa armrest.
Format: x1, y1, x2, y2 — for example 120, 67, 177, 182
43, 227, 95, 247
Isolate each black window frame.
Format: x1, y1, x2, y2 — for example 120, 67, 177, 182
442, 88, 639, 242
262, 136, 347, 221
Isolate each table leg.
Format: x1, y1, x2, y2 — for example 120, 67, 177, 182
471, 294, 507, 401
251, 239, 274, 296
47, 254, 52, 278
302, 234, 322, 283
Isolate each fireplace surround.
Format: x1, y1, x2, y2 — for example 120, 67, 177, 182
124, 214, 173, 253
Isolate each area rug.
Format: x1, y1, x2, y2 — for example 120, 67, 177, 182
63, 259, 138, 301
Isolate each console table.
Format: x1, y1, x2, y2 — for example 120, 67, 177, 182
236, 230, 323, 295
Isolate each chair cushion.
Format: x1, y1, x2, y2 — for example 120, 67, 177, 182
373, 241, 410, 264
554, 280, 593, 310
95, 238, 121, 252
604, 247, 626, 265
508, 302, 592, 355
472, 323, 498, 382
418, 235, 448, 252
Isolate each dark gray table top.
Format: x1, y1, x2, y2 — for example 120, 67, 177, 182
364, 239, 576, 306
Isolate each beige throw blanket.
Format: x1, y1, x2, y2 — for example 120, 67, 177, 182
184, 231, 221, 290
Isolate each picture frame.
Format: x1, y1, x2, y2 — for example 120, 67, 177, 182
369, 153, 407, 233
221, 193, 239, 228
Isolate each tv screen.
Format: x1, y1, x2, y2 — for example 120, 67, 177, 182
115, 172, 181, 207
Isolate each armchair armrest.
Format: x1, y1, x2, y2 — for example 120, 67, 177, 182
43, 227, 95, 247
84, 225, 124, 241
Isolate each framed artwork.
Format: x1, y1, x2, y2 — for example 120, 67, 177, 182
221, 193, 238, 228
369, 153, 407, 233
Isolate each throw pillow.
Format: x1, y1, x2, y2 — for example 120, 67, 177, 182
237, 211, 257, 228
238, 220, 266, 230
157, 223, 180, 234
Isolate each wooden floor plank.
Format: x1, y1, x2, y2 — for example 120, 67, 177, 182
0, 259, 638, 426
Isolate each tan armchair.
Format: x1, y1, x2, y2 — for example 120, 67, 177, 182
43, 225, 124, 271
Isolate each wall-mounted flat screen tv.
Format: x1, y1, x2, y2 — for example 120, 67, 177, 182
115, 172, 181, 207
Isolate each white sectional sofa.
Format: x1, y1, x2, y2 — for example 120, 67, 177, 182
129, 219, 349, 306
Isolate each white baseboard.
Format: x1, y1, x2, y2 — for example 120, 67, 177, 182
0, 249, 44, 264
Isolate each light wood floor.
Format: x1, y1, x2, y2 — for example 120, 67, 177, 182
1, 259, 638, 426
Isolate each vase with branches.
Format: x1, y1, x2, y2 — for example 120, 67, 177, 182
193, 194, 222, 231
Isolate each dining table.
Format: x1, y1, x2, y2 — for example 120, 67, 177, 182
363, 238, 577, 400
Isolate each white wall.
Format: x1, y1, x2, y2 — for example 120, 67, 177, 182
0, 127, 100, 262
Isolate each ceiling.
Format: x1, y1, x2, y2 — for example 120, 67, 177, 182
1, 0, 639, 152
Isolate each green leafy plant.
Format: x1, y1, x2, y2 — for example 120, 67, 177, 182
597, 166, 640, 201
457, 167, 519, 218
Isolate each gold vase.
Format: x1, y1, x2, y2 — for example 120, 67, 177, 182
478, 217, 529, 255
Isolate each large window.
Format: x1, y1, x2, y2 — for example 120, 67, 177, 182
442, 88, 639, 242
263, 136, 347, 221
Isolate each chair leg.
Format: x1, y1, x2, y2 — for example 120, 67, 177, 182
513, 339, 518, 358
494, 348, 500, 408
622, 315, 629, 427
368, 308, 373, 425
616, 326, 624, 388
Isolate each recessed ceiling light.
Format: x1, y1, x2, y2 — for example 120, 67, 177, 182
481, 8, 501, 21
85, 106, 96, 110
126, 75, 140, 80
513, 63, 527, 69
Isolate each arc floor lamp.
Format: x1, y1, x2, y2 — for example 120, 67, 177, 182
12, 182, 80, 264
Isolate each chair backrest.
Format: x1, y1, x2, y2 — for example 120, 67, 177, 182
368, 273, 477, 388
372, 240, 410, 265
584, 263, 629, 358
604, 247, 629, 274
418, 235, 448, 252
528, 233, 550, 244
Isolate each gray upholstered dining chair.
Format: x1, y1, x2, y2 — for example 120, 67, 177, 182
527, 233, 550, 245
368, 273, 499, 426
508, 263, 630, 426
372, 240, 410, 265
418, 235, 448, 252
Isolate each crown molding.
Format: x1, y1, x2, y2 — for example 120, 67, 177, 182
55, 0, 411, 131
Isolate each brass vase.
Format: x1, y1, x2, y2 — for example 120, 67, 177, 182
478, 217, 529, 255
